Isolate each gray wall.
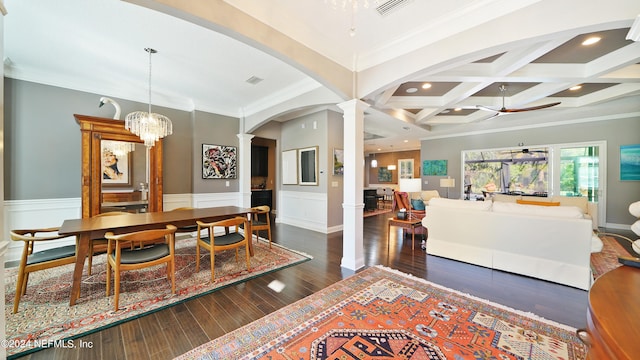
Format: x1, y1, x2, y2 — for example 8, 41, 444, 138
420, 117, 640, 226
192, 110, 240, 193
4, 78, 239, 199
280, 111, 327, 194
326, 110, 344, 228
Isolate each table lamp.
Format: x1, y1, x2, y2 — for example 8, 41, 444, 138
399, 178, 422, 219
440, 177, 455, 199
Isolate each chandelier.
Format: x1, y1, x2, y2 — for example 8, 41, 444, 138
125, 48, 172, 147
103, 140, 135, 157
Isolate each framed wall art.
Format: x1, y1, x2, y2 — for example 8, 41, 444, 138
620, 144, 640, 181
282, 149, 298, 185
101, 140, 132, 187
333, 148, 344, 175
423, 159, 448, 176
202, 144, 237, 179
378, 167, 392, 182
298, 146, 318, 185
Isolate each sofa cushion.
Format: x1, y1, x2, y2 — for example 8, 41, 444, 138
493, 201, 584, 219
429, 197, 492, 211
411, 199, 426, 211
492, 194, 521, 203
516, 199, 561, 207
551, 196, 588, 214
418, 190, 440, 201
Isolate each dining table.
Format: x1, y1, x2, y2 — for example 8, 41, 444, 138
58, 206, 254, 306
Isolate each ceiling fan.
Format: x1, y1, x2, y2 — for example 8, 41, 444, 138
476, 85, 561, 116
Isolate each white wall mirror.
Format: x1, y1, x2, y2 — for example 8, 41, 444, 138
298, 146, 318, 186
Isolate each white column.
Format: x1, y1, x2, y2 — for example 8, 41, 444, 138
237, 133, 254, 208
338, 99, 369, 271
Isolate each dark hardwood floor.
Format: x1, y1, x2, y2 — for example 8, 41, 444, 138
17, 212, 591, 360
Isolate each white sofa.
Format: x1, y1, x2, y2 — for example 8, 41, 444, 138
422, 198, 597, 290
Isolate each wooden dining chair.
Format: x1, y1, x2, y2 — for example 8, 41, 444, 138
195, 216, 250, 282
88, 211, 132, 275
10, 227, 78, 313
104, 225, 177, 311
250, 205, 272, 248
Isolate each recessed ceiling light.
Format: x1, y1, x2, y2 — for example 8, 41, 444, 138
570, 85, 582, 91
421, 83, 432, 89
454, 108, 462, 111
441, 110, 450, 114
377, 148, 382, 151
404, 140, 409, 143
406, 87, 418, 93
582, 36, 601, 46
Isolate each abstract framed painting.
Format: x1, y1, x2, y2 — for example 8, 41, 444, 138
423, 160, 448, 176
202, 144, 237, 179
620, 144, 640, 181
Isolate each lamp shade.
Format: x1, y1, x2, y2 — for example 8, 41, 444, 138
440, 178, 455, 188
399, 178, 422, 193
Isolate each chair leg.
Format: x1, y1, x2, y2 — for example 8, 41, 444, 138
245, 243, 251, 271
114, 268, 121, 311
267, 227, 272, 248
22, 273, 30, 295
195, 243, 201, 272
169, 259, 175, 295
106, 258, 112, 297
210, 248, 215, 282
88, 241, 96, 276
13, 267, 27, 314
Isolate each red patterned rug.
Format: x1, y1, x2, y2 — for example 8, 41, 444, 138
4, 237, 311, 359
177, 265, 587, 360
591, 235, 629, 279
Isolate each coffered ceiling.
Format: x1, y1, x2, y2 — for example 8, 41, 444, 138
3, 0, 640, 154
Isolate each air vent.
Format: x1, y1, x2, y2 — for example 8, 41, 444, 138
246, 76, 263, 85
375, 0, 413, 16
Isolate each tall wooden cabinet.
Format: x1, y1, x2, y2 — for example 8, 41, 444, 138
75, 114, 163, 218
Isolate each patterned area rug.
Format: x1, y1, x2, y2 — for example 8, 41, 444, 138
4, 237, 311, 358
591, 235, 629, 279
177, 265, 587, 360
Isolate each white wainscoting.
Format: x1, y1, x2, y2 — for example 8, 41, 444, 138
277, 190, 328, 233
3, 198, 82, 264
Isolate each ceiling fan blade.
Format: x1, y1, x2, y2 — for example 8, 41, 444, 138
500, 102, 561, 113
476, 105, 499, 112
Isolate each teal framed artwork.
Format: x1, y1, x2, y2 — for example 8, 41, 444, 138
620, 144, 640, 181
378, 168, 392, 182
422, 160, 447, 176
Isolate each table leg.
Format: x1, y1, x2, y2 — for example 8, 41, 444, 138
70, 233, 89, 306
411, 229, 415, 251
387, 220, 391, 260
246, 213, 254, 257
